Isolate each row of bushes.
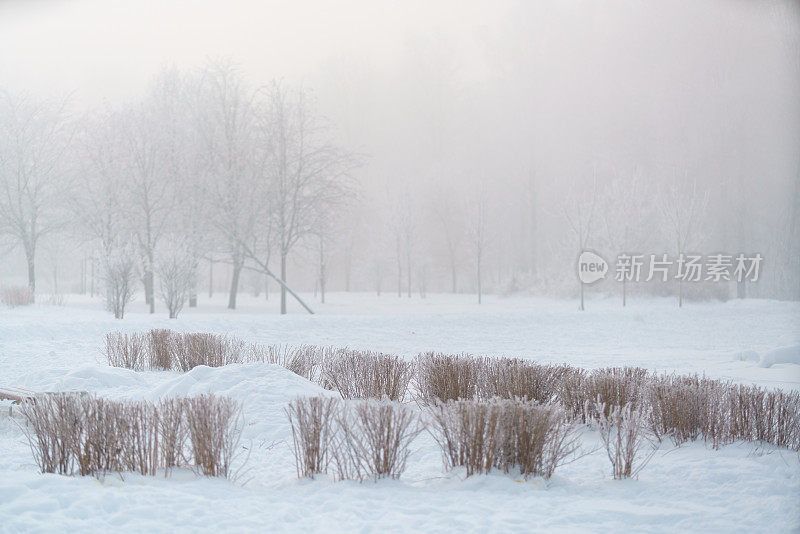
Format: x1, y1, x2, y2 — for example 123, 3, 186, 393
417, 354, 800, 451
105, 330, 800, 452
104, 330, 329, 378
286, 397, 422, 481
287, 396, 655, 481
21, 393, 242, 478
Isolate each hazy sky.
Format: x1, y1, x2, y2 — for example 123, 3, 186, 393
0, 0, 505, 104
1, 0, 799, 297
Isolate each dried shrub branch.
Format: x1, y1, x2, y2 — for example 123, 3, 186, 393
285, 396, 341, 478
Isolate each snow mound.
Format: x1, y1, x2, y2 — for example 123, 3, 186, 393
758, 345, 800, 368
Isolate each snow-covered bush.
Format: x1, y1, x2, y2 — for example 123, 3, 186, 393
415, 352, 486, 404
285, 396, 341, 478
428, 398, 580, 479
595, 402, 656, 479
0, 285, 33, 307
322, 349, 415, 401
582, 367, 650, 421
334, 400, 422, 481
104, 331, 148, 371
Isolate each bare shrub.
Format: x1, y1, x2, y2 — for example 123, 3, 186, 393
428, 398, 579, 479
647, 374, 728, 446
725, 384, 800, 450
558, 367, 589, 420
104, 331, 147, 371
428, 399, 505, 476
184, 394, 243, 478
156, 242, 196, 319
101, 245, 138, 319
323, 349, 415, 401
596, 402, 656, 479
148, 329, 178, 370
22, 393, 240, 478
285, 396, 341, 478
21, 393, 81, 474
485, 359, 570, 404
119, 401, 161, 476
501, 401, 581, 479
74, 397, 125, 476
415, 352, 486, 404
157, 397, 187, 472
1, 285, 33, 307
766, 389, 800, 450
334, 400, 423, 480
174, 333, 245, 371
251, 344, 329, 382
584, 367, 649, 420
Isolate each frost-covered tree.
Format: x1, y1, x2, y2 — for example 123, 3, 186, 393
659, 174, 708, 308
0, 91, 73, 299
156, 240, 195, 319
195, 60, 258, 310
260, 81, 354, 313
102, 243, 138, 319
563, 172, 599, 311
465, 182, 489, 304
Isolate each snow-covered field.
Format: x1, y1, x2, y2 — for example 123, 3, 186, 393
1, 293, 799, 532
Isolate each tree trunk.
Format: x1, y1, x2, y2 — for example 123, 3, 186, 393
477, 255, 482, 305
208, 260, 214, 298
397, 257, 402, 298
228, 261, 241, 310
580, 282, 584, 311
451, 262, 457, 293
622, 279, 627, 307
280, 252, 287, 315
406, 253, 412, 298
26, 253, 36, 302
145, 270, 155, 314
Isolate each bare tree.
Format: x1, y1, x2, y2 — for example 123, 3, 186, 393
102, 242, 138, 319
601, 167, 648, 307
433, 184, 464, 293
0, 91, 73, 300
73, 109, 127, 258
118, 93, 176, 314
157, 239, 195, 319
465, 182, 489, 304
260, 81, 354, 314
195, 60, 258, 310
563, 172, 599, 311
659, 174, 708, 307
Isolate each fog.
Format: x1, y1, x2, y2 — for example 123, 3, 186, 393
1, 0, 798, 314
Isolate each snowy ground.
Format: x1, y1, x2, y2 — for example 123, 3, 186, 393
1, 293, 799, 532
